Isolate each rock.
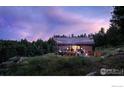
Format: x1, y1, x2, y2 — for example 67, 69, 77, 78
17, 57, 24, 63
8, 56, 20, 62
115, 48, 124, 53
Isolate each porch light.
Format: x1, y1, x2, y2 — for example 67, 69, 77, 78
85, 53, 88, 56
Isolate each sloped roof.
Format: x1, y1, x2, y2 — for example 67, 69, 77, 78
53, 37, 94, 45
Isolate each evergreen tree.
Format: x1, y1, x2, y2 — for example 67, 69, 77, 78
47, 38, 57, 53
93, 28, 107, 47
110, 6, 124, 44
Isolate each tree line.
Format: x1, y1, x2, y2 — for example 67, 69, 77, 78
0, 38, 56, 63
54, 33, 93, 38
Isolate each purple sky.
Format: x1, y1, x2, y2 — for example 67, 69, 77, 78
0, 6, 113, 41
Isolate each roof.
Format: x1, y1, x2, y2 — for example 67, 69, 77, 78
53, 37, 94, 45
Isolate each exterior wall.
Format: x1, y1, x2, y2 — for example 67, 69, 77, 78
80, 45, 93, 55
58, 45, 69, 51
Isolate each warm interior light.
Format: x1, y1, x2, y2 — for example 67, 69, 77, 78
72, 45, 80, 51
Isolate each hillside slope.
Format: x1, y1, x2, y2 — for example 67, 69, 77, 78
0, 51, 124, 76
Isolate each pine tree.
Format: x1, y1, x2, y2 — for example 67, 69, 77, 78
110, 6, 124, 44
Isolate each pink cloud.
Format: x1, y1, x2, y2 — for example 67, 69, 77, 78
7, 7, 110, 41
11, 21, 48, 41
44, 7, 110, 36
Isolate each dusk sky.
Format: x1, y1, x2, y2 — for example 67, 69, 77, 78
0, 6, 113, 41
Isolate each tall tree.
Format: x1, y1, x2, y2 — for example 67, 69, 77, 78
47, 38, 56, 53
106, 25, 122, 46
93, 27, 107, 47
110, 6, 124, 44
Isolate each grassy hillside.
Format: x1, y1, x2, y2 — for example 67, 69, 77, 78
0, 48, 124, 76
0, 53, 100, 76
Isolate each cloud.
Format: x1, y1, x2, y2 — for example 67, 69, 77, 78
0, 6, 111, 41
43, 7, 110, 38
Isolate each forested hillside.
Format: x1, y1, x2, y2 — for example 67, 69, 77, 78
0, 38, 56, 63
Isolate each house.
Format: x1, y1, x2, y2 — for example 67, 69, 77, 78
53, 36, 95, 56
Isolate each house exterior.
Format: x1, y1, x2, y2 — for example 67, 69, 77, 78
53, 36, 95, 56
